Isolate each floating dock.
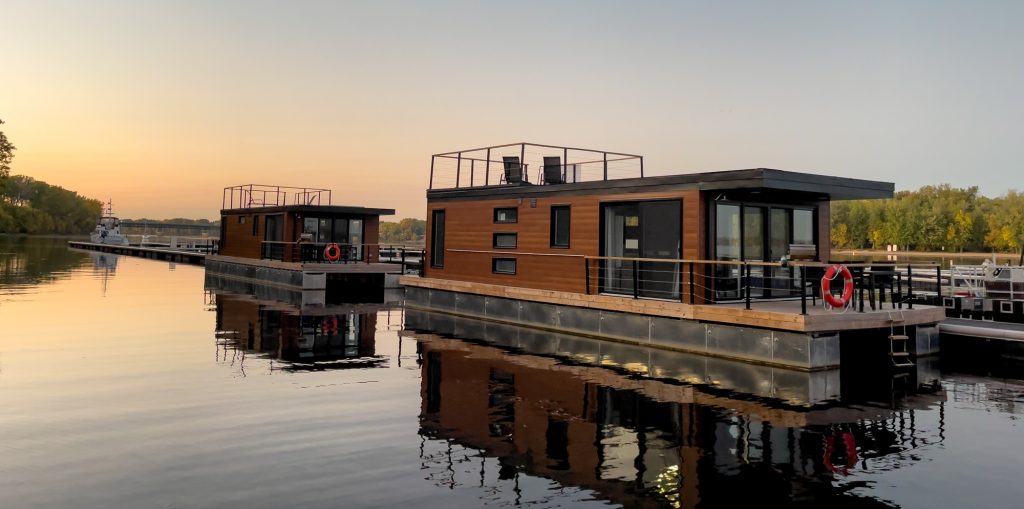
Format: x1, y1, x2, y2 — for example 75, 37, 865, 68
68, 240, 208, 265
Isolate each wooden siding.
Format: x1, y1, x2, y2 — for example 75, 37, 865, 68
219, 212, 264, 259
221, 209, 383, 262
424, 189, 704, 293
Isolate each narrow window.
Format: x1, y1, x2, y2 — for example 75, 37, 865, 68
430, 210, 445, 268
492, 257, 516, 274
550, 205, 570, 248
493, 233, 517, 249
252, 215, 258, 236
494, 207, 518, 224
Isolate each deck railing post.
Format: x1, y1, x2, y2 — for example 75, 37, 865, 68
585, 258, 591, 295
603, 152, 608, 180
401, 248, 407, 273
800, 267, 807, 315
896, 273, 903, 309
470, 159, 475, 187
632, 261, 639, 299
859, 270, 865, 312
485, 148, 491, 185
689, 262, 695, 304
744, 264, 752, 310
456, 153, 462, 188
936, 266, 942, 304
907, 266, 914, 309
429, 155, 435, 189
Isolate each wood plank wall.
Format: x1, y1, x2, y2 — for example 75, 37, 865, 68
220, 212, 263, 259
424, 189, 704, 294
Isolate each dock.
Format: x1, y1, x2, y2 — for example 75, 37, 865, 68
68, 240, 208, 265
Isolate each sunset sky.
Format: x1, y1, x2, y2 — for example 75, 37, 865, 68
3, 0, 1022, 219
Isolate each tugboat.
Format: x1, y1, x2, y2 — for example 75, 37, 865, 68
89, 200, 130, 246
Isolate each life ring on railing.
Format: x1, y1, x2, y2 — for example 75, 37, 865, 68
823, 429, 858, 475
322, 316, 339, 334
323, 243, 342, 262
821, 264, 854, 308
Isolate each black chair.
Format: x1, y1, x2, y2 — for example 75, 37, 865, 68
543, 156, 564, 184
866, 263, 896, 310
502, 156, 523, 184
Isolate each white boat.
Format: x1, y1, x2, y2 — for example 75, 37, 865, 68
89, 200, 130, 246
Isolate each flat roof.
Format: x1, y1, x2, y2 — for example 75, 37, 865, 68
221, 205, 396, 216
427, 168, 893, 201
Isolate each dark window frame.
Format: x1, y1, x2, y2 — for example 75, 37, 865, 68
494, 207, 518, 224
252, 215, 259, 236
550, 205, 571, 248
492, 232, 517, 249
492, 257, 517, 275
430, 209, 446, 268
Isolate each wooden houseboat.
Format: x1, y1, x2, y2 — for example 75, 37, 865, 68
401, 143, 947, 370
207, 184, 403, 302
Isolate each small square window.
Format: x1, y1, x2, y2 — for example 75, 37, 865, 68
238, 216, 246, 224
493, 233, 517, 249
494, 208, 518, 224
492, 258, 516, 274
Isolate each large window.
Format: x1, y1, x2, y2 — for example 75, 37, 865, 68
430, 210, 445, 268
713, 202, 818, 300
550, 206, 570, 248
494, 208, 518, 224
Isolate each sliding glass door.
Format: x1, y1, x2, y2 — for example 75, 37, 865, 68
601, 200, 681, 299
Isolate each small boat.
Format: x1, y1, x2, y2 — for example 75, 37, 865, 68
946, 258, 1024, 321
89, 200, 130, 246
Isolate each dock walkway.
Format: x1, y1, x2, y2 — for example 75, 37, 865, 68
69, 241, 207, 265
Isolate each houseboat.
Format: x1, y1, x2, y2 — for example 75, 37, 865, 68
206, 184, 402, 303
401, 142, 947, 371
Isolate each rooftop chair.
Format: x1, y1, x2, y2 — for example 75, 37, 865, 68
502, 156, 523, 184
543, 156, 564, 184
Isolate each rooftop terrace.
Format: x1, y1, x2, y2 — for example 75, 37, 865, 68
429, 142, 644, 190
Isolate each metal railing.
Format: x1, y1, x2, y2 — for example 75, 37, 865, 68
436, 249, 944, 315
223, 184, 332, 210
428, 142, 644, 190
261, 241, 425, 274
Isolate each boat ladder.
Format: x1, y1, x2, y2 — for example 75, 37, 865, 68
888, 310, 914, 368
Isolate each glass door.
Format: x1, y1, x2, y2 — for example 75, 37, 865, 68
602, 203, 640, 295
743, 206, 766, 298
601, 201, 681, 299
640, 200, 680, 299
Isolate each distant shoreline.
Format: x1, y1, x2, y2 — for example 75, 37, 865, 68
0, 233, 89, 239
834, 249, 1020, 260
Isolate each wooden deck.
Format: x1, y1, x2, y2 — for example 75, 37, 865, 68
400, 276, 946, 333
207, 254, 403, 274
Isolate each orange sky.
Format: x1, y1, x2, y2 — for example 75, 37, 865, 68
3, 1, 1022, 219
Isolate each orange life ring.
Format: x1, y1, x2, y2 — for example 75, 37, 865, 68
323, 243, 342, 262
322, 316, 339, 334
821, 264, 854, 308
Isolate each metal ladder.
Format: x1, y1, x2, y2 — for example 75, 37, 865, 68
888, 310, 914, 368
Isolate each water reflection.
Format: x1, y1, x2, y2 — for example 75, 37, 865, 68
407, 311, 951, 508
0, 236, 88, 290
213, 293, 397, 373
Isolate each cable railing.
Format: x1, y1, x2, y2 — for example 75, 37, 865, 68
435, 249, 944, 315
260, 241, 425, 274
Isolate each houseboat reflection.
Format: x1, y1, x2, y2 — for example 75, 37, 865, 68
409, 312, 947, 508
214, 294, 387, 372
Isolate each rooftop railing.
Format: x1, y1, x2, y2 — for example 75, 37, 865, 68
428, 142, 644, 190
223, 184, 332, 210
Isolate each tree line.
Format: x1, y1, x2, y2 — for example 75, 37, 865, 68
379, 218, 425, 245
0, 175, 103, 234
831, 184, 1024, 254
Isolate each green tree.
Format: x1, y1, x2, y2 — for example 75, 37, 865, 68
0, 118, 15, 189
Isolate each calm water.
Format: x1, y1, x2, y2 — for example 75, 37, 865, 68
2, 237, 1023, 508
